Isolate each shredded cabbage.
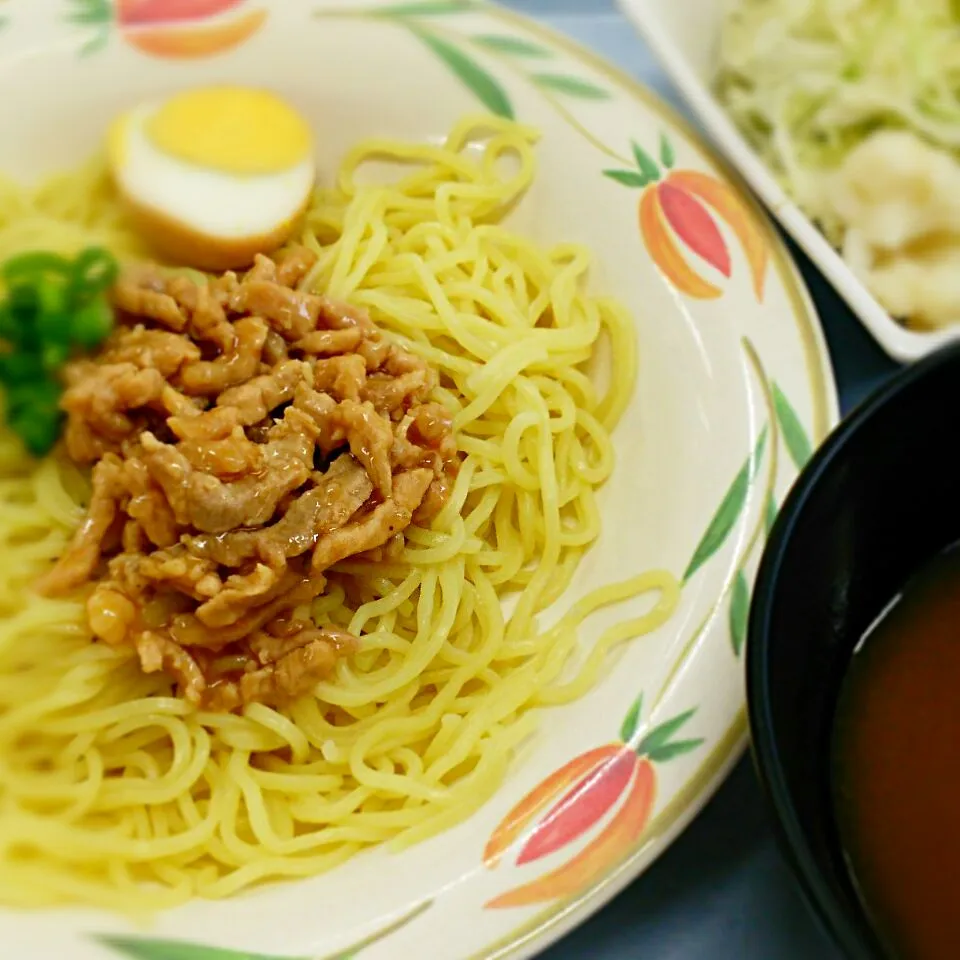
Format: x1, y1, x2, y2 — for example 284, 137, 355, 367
715, 0, 960, 242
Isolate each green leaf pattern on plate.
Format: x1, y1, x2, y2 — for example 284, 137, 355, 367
645, 738, 705, 764
631, 141, 661, 182
411, 27, 515, 118
619, 692, 644, 744
636, 708, 696, 755
64, 0, 111, 26
772, 380, 812, 469
97, 937, 306, 960
343, 4, 613, 117
95, 899, 433, 960
79, 28, 109, 56
728, 570, 750, 657
683, 426, 769, 583
636, 709, 704, 764
471, 33, 551, 57
765, 493, 778, 538
530, 72, 610, 99
602, 168, 649, 188
64, 0, 110, 53
659, 132, 675, 169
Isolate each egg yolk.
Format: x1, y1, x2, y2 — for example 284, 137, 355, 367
145, 86, 311, 175
106, 114, 131, 171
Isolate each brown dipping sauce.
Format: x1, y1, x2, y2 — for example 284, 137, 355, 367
833, 546, 960, 959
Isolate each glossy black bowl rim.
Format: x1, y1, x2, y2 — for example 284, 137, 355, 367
747, 340, 960, 958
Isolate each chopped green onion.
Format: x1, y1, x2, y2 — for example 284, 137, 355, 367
0, 305, 17, 344
7, 405, 62, 458
69, 296, 114, 349
35, 286, 71, 345
0, 352, 45, 385
70, 246, 118, 301
0, 245, 119, 456
5, 376, 60, 412
7, 283, 42, 326
1, 251, 72, 286
41, 341, 71, 373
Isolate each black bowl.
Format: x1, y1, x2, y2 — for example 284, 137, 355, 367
746, 341, 960, 959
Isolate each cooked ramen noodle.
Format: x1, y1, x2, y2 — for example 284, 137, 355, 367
0, 114, 679, 911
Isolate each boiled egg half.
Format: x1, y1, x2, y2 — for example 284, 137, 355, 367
107, 86, 315, 271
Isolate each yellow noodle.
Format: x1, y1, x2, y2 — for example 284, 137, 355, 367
0, 114, 680, 911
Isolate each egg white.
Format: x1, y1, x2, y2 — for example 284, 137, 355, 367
112, 104, 315, 241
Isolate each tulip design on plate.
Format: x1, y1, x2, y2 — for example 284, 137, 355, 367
603, 135, 769, 302
66, 0, 266, 58
94, 897, 433, 959
482, 695, 702, 909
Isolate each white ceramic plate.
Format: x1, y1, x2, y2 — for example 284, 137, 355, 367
0, 2, 837, 958
619, 0, 958, 363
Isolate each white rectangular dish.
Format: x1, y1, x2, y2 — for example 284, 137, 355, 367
617, 0, 959, 363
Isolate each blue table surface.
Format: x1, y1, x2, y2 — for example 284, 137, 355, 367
493, 1, 901, 958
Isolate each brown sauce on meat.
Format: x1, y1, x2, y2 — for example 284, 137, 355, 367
833, 545, 960, 959
39, 246, 458, 712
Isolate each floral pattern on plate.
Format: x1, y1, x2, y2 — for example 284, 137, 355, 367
65, 0, 266, 58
